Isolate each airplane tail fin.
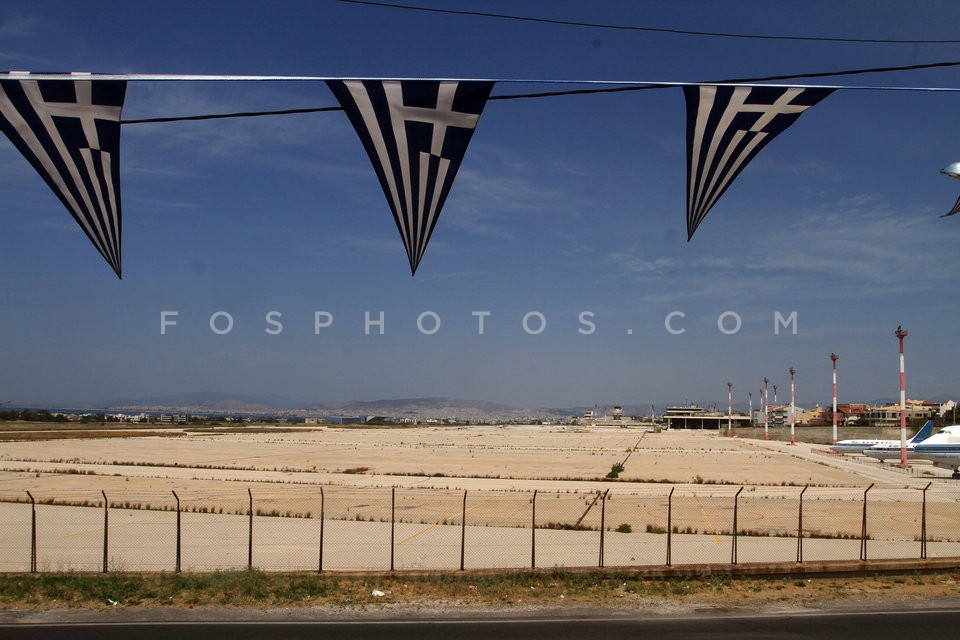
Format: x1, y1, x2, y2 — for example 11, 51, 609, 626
908, 420, 934, 444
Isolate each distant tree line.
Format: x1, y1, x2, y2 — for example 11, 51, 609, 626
0, 409, 123, 423
2, 409, 68, 422
0, 410, 314, 425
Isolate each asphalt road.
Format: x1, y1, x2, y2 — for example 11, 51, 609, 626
3, 609, 959, 640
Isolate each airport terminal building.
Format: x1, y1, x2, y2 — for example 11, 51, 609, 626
664, 406, 752, 430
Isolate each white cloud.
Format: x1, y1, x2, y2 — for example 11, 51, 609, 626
0, 14, 38, 39
441, 145, 595, 238
0, 14, 45, 65
121, 82, 343, 161
605, 190, 959, 306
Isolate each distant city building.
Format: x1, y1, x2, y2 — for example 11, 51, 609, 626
801, 404, 824, 425
664, 406, 751, 430
825, 403, 870, 426
940, 400, 957, 420
320, 416, 367, 425
866, 400, 937, 427
766, 405, 804, 426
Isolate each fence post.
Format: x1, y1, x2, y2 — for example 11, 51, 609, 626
666, 487, 674, 566
531, 490, 537, 569
172, 491, 181, 573
101, 490, 109, 573
390, 486, 395, 572
247, 488, 253, 569
460, 490, 467, 571
731, 487, 743, 565
599, 489, 609, 568
26, 491, 36, 573
859, 483, 874, 561
318, 487, 325, 573
921, 482, 931, 560
796, 485, 808, 563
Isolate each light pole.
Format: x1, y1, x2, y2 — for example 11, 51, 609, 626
831, 353, 839, 444
789, 367, 796, 446
748, 392, 753, 428
727, 382, 733, 438
759, 387, 764, 429
896, 326, 909, 468
763, 378, 769, 441
774, 384, 779, 437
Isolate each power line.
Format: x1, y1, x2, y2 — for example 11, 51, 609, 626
335, 0, 960, 45
118, 60, 960, 125
488, 60, 960, 101
122, 106, 342, 125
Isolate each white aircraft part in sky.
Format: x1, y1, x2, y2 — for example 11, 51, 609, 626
941, 162, 960, 179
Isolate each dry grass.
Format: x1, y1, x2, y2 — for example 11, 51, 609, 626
1, 570, 959, 612
0, 431, 185, 442
0, 422, 312, 441
0, 421, 189, 442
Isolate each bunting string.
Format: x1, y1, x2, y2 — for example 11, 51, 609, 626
2, 61, 958, 278
115, 60, 960, 125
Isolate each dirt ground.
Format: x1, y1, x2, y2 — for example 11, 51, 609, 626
0, 423, 959, 617
0, 423, 883, 489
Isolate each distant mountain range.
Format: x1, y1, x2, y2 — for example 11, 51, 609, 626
301, 396, 525, 416
101, 392, 301, 413
31, 392, 953, 421
96, 393, 560, 420
93, 393, 669, 421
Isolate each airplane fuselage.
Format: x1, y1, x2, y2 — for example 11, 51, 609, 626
830, 440, 895, 454
861, 442, 920, 460
912, 425, 960, 475
830, 420, 934, 456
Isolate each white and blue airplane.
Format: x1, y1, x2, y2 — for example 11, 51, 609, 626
829, 420, 934, 455
861, 420, 936, 461
911, 425, 960, 478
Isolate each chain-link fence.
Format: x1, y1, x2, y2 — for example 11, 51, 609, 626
0, 483, 957, 573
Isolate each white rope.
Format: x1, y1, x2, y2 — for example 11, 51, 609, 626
3, 72, 960, 92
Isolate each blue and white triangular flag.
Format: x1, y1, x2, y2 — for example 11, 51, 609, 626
942, 194, 960, 218
684, 84, 833, 240
0, 75, 126, 277
327, 79, 494, 275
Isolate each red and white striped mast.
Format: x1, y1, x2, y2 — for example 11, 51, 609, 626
727, 381, 733, 438
789, 367, 796, 446
831, 353, 839, 444
763, 377, 769, 441
896, 326, 909, 468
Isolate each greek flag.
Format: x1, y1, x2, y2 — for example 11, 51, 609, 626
684, 84, 833, 240
943, 194, 960, 218
327, 79, 494, 275
0, 75, 126, 277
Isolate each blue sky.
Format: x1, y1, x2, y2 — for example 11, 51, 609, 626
1, 0, 959, 410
